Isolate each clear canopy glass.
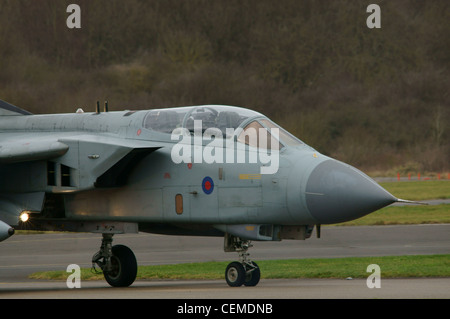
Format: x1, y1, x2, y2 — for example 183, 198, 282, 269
143, 105, 262, 135
142, 105, 304, 149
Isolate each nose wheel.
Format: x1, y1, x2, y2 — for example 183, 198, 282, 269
225, 261, 261, 287
92, 233, 138, 287
224, 234, 261, 287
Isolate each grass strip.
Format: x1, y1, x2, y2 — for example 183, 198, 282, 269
379, 181, 450, 201
29, 254, 450, 281
337, 204, 450, 226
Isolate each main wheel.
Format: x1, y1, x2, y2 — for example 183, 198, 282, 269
104, 244, 137, 287
244, 262, 260, 287
225, 262, 246, 287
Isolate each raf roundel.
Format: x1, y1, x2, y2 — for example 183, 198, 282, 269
202, 176, 214, 195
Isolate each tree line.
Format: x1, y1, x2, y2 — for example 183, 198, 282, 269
0, 0, 448, 172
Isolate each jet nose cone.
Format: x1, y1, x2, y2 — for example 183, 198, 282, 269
305, 160, 396, 224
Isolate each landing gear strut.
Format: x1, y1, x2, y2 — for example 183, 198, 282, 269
92, 233, 137, 287
224, 234, 261, 287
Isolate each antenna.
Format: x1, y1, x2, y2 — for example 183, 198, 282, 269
396, 198, 428, 205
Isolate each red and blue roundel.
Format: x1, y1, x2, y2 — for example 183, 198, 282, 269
202, 176, 214, 195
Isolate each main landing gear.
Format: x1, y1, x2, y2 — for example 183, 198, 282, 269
92, 233, 138, 287
91, 233, 260, 288
224, 234, 260, 287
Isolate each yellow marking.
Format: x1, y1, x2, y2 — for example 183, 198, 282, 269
239, 174, 262, 180
313, 153, 318, 158
245, 226, 255, 231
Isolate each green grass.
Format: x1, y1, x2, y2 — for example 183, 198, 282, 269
379, 181, 450, 201
29, 254, 450, 281
338, 204, 450, 226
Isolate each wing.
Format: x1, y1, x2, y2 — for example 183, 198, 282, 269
0, 138, 69, 164
0, 133, 163, 190
58, 134, 162, 188
0, 133, 163, 232
0, 100, 44, 239
0, 99, 32, 116
0, 100, 163, 238
0, 135, 69, 235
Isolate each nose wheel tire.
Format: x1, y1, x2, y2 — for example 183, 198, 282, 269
225, 262, 246, 287
244, 262, 260, 287
224, 235, 261, 287
103, 244, 137, 287
225, 261, 261, 287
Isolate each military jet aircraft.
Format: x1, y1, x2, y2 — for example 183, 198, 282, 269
0, 99, 415, 287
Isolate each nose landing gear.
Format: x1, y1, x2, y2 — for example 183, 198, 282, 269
224, 234, 261, 287
92, 233, 138, 287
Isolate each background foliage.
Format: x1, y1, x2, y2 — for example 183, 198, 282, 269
0, 0, 448, 172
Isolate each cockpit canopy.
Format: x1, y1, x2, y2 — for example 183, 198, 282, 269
143, 105, 256, 134
143, 105, 304, 149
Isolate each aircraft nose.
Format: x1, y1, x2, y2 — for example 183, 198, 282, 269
305, 159, 396, 224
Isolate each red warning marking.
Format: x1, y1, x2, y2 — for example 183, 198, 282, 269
137, 129, 142, 136
187, 163, 193, 169
164, 172, 171, 179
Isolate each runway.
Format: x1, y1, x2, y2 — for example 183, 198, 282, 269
0, 224, 449, 298
2, 278, 450, 299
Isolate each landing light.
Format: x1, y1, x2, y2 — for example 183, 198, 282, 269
20, 212, 30, 223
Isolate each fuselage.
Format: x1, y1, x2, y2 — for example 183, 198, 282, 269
0, 105, 397, 241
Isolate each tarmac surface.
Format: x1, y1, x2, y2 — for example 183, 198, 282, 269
0, 224, 449, 299
2, 278, 450, 299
